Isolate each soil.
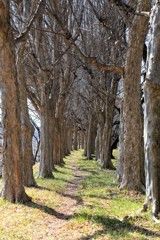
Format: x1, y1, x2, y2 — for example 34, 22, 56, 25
39, 159, 87, 240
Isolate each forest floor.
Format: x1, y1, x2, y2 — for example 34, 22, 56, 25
0, 150, 160, 240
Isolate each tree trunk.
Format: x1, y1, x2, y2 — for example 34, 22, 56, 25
87, 112, 96, 159
38, 87, 54, 178
54, 116, 65, 166
60, 119, 65, 161
95, 125, 100, 160
83, 133, 87, 157
65, 126, 72, 155
120, 0, 151, 191
101, 78, 118, 169
53, 119, 60, 165
95, 109, 105, 161
17, 44, 36, 187
81, 131, 85, 149
78, 131, 80, 149
0, 1, 30, 203
73, 126, 78, 150
64, 126, 69, 155
117, 100, 124, 182
69, 128, 73, 152
144, 2, 160, 218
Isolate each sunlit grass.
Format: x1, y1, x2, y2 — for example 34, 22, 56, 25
0, 154, 74, 240
0, 150, 159, 239
69, 149, 160, 240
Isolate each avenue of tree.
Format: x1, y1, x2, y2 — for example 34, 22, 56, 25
0, 0, 160, 220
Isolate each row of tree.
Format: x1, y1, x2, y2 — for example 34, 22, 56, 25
0, 0, 160, 219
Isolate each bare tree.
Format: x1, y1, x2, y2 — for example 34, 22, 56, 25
0, 0, 31, 202
144, 1, 160, 220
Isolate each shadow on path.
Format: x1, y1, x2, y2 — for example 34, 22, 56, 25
24, 202, 71, 220
33, 185, 52, 192
60, 192, 83, 205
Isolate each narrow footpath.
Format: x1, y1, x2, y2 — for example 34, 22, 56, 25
0, 150, 160, 240
39, 152, 89, 240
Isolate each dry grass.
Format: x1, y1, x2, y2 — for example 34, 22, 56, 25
0, 150, 159, 240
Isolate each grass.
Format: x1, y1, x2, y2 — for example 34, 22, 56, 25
0, 150, 159, 239
69, 150, 160, 240
0, 154, 74, 240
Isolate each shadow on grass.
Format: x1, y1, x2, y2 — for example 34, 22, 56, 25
54, 178, 76, 185
63, 166, 75, 171
53, 167, 72, 174
87, 194, 116, 201
74, 213, 160, 239
59, 192, 84, 205
52, 167, 62, 173
24, 201, 71, 220
33, 185, 53, 192
80, 168, 99, 175
81, 176, 117, 189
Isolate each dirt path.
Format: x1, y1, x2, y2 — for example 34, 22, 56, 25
41, 157, 87, 240
58, 161, 84, 215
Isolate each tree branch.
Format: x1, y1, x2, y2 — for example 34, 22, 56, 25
47, 1, 124, 76
109, 0, 148, 15
26, 86, 41, 112
15, 0, 45, 43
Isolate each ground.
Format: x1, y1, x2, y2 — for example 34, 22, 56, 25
0, 150, 160, 240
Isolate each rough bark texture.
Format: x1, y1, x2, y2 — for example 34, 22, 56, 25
53, 121, 60, 165
0, 1, 30, 202
95, 110, 105, 161
54, 72, 69, 165
83, 133, 87, 157
17, 44, 36, 187
87, 112, 96, 159
117, 100, 124, 182
144, 2, 160, 218
38, 86, 54, 178
78, 132, 81, 149
101, 78, 118, 169
120, 0, 151, 191
95, 127, 100, 160
54, 114, 65, 166
69, 128, 73, 151
73, 126, 78, 150
64, 126, 70, 156
80, 131, 84, 149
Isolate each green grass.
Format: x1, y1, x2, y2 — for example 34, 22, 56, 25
0, 154, 74, 240
0, 150, 159, 240
70, 150, 160, 240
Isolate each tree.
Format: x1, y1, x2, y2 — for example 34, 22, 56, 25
144, 1, 160, 219
119, 0, 151, 191
17, 0, 36, 187
17, 44, 36, 186
0, 0, 31, 202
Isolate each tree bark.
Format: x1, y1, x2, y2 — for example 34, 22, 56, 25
144, 2, 160, 218
38, 86, 54, 178
95, 126, 100, 160
17, 44, 36, 187
53, 119, 60, 165
65, 126, 72, 155
87, 112, 96, 159
73, 126, 78, 150
0, 1, 31, 202
117, 100, 124, 182
120, 0, 151, 191
81, 131, 85, 149
53, 114, 65, 166
101, 77, 118, 169
83, 132, 87, 157
95, 109, 105, 161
